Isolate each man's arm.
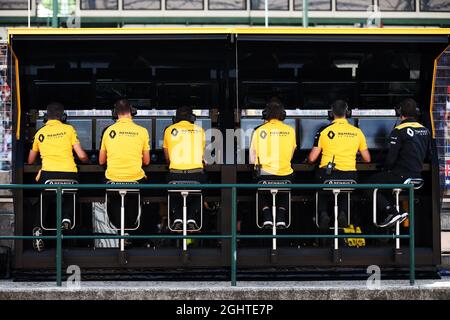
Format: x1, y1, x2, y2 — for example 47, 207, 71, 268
308, 147, 321, 164
28, 133, 40, 164
249, 147, 257, 164
99, 129, 108, 166
249, 130, 258, 165
291, 129, 297, 160
360, 149, 371, 163
142, 130, 151, 166
142, 150, 150, 166
308, 128, 323, 164
27, 150, 39, 165
163, 148, 170, 164
384, 129, 401, 170
73, 143, 89, 163
99, 150, 107, 166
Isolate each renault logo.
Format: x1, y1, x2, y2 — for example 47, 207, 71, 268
407, 128, 414, 137
260, 130, 267, 139
38, 134, 45, 142
109, 130, 116, 139
327, 131, 335, 139
171, 128, 178, 136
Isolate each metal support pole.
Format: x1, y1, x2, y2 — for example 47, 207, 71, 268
182, 192, 188, 252
52, 0, 59, 28
409, 186, 415, 285
264, 0, 269, 27
272, 190, 277, 251
395, 190, 401, 250
302, 0, 309, 28
56, 187, 62, 287
334, 190, 339, 250
231, 187, 237, 286
120, 192, 125, 252
27, 0, 31, 28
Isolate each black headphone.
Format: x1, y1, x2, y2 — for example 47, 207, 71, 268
328, 102, 352, 121
172, 109, 196, 124
43, 112, 67, 124
262, 105, 287, 121
111, 104, 137, 120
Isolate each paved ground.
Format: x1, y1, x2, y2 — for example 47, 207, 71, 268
1, 278, 450, 300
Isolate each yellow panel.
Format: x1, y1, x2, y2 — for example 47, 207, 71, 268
7, 27, 450, 41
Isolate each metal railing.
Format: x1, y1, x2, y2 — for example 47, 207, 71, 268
0, 183, 415, 287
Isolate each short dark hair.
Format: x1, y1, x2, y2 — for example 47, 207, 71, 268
114, 99, 132, 115
46, 102, 65, 120
175, 106, 194, 123
398, 98, 418, 118
331, 100, 348, 118
265, 97, 285, 121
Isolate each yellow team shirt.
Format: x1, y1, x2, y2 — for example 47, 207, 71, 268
315, 118, 368, 171
32, 120, 79, 173
100, 118, 150, 182
250, 119, 297, 176
163, 120, 206, 170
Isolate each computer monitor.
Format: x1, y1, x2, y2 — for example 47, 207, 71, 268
155, 118, 212, 149
95, 119, 115, 149
357, 117, 399, 149
239, 118, 296, 150
95, 118, 153, 149
37, 119, 93, 150
298, 118, 330, 150
133, 119, 153, 144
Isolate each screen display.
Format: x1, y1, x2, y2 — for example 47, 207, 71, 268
95, 119, 115, 149
37, 119, 93, 150
239, 118, 296, 150
357, 117, 398, 149
298, 118, 330, 150
155, 118, 212, 149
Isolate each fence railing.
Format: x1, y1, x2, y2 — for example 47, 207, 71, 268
0, 183, 415, 287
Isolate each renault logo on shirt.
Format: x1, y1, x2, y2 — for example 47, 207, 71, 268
327, 131, 335, 139
38, 134, 45, 142
109, 130, 116, 139
171, 128, 178, 136
260, 130, 267, 139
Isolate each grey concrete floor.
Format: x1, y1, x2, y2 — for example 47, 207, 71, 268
0, 278, 450, 300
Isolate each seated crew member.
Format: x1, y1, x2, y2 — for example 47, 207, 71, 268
28, 102, 89, 252
368, 98, 432, 227
308, 100, 371, 230
99, 99, 150, 234
163, 106, 207, 231
249, 98, 297, 229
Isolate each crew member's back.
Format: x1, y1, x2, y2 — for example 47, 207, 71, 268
251, 119, 297, 176
101, 118, 150, 182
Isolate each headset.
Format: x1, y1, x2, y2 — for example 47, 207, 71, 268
43, 111, 67, 124
261, 104, 287, 121
111, 103, 137, 120
172, 109, 197, 124
327, 101, 352, 121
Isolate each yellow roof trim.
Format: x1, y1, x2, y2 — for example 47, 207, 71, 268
8, 27, 450, 38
